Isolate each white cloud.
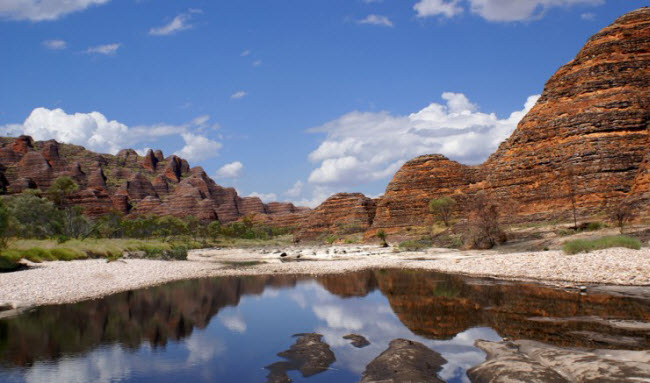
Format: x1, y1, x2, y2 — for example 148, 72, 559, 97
149, 9, 201, 36
248, 192, 278, 203
1, 107, 222, 161
175, 133, 222, 162
285, 181, 304, 198
414, 0, 603, 21
358, 14, 393, 27
468, 0, 603, 22
85, 43, 121, 55
252, 60, 263, 67
230, 91, 247, 100
0, 0, 109, 21
218, 311, 247, 333
43, 39, 67, 50
292, 185, 334, 209
580, 12, 595, 20
414, 0, 463, 18
215, 161, 244, 178
306, 92, 539, 187
241, 49, 251, 56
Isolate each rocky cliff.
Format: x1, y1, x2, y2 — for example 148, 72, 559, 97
296, 193, 377, 240
0, 136, 309, 224
366, 7, 650, 233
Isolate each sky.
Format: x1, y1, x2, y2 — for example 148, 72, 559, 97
0, 0, 646, 207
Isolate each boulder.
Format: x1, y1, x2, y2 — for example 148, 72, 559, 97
360, 339, 447, 383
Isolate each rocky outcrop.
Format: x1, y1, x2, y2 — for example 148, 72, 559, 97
468, 340, 650, 383
366, 8, 650, 233
265, 333, 336, 382
360, 339, 446, 383
0, 136, 307, 222
372, 155, 480, 231
297, 193, 376, 240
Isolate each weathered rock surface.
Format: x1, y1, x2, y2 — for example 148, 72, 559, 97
363, 8, 650, 234
468, 339, 650, 383
343, 334, 370, 348
297, 193, 376, 240
360, 339, 446, 383
0, 136, 307, 222
265, 333, 336, 382
372, 155, 479, 231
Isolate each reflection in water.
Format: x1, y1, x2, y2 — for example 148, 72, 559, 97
0, 270, 648, 382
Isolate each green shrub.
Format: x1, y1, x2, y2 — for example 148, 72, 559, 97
0, 254, 21, 271
50, 248, 86, 261
562, 236, 642, 255
398, 240, 428, 251
324, 235, 337, 245
167, 246, 188, 260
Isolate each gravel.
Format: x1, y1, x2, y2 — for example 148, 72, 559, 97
0, 246, 648, 310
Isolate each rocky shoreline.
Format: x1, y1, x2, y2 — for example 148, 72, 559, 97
0, 245, 648, 314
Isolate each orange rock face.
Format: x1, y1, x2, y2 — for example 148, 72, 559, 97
0, 136, 308, 223
372, 155, 480, 230
297, 193, 376, 240
367, 8, 650, 232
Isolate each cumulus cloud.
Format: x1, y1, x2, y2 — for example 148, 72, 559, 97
2, 107, 222, 161
215, 161, 244, 178
414, 0, 463, 18
42, 39, 67, 50
0, 0, 109, 21
248, 192, 278, 203
230, 91, 247, 99
149, 9, 202, 36
306, 92, 539, 186
252, 60, 263, 67
240, 49, 251, 57
85, 43, 121, 55
175, 133, 222, 162
468, 0, 603, 22
285, 181, 304, 198
358, 14, 393, 27
414, 0, 603, 21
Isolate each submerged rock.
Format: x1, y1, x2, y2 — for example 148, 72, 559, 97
360, 339, 447, 383
343, 334, 370, 348
468, 339, 650, 383
265, 333, 336, 383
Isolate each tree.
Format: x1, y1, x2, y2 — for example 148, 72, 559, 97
376, 230, 388, 248
184, 216, 201, 241
429, 197, 456, 227
6, 193, 63, 238
47, 176, 86, 238
0, 199, 10, 249
47, 176, 78, 208
611, 201, 635, 234
464, 192, 506, 249
207, 221, 221, 242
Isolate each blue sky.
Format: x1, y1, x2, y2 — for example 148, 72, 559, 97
0, 0, 646, 207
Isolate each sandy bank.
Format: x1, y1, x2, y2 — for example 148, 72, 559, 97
0, 245, 648, 312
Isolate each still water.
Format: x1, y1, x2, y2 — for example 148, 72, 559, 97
0, 269, 648, 382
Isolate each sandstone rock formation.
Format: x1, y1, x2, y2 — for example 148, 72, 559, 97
363, 7, 650, 235
468, 340, 650, 383
297, 9, 650, 240
0, 136, 308, 224
297, 193, 376, 240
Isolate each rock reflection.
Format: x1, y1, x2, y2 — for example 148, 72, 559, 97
0, 269, 648, 370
